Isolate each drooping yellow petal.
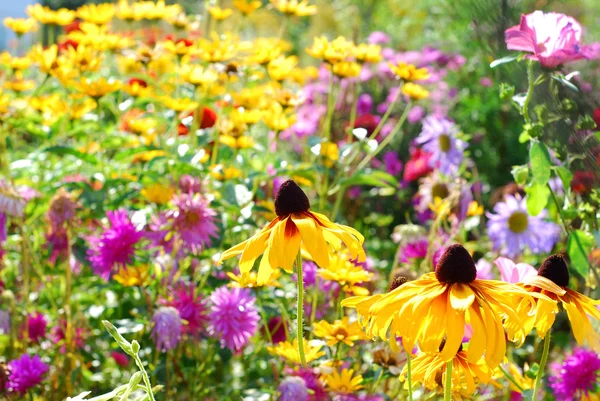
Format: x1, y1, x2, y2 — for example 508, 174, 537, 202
291, 213, 330, 268
257, 247, 276, 286
466, 304, 486, 363
449, 284, 475, 312
239, 227, 273, 272
522, 276, 566, 296
440, 297, 465, 362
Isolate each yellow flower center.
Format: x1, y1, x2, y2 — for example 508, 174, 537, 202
508, 211, 529, 233
431, 183, 449, 200
438, 134, 451, 152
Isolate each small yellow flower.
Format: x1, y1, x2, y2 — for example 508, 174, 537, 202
141, 183, 175, 205
331, 61, 361, 78
179, 64, 219, 87
247, 40, 283, 65
319, 141, 339, 167
132, 150, 166, 164
274, 88, 305, 108
389, 62, 430, 81
163, 38, 196, 57
4, 77, 35, 92
429, 196, 452, 218
492, 363, 533, 394
29, 44, 59, 75
115, 0, 138, 22
78, 77, 121, 99
113, 266, 150, 287
233, 0, 262, 15
167, 12, 189, 30
267, 339, 325, 364
160, 96, 200, 112
402, 82, 429, 100
77, 3, 115, 26
27, 5, 75, 26
353, 43, 382, 64
197, 33, 238, 63
306, 36, 354, 64
313, 317, 365, 347
270, 0, 317, 17
65, 44, 102, 73
210, 165, 243, 181
262, 103, 296, 131
208, 7, 234, 20
3, 18, 37, 36
467, 201, 484, 217
219, 135, 255, 149
227, 270, 281, 288
144, 1, 182, 21
8, 56, 32, 71
267, 55, 298, 82
318, 251, 372, 295
289, 66, 319, 85
322, 369, 364, 393
69, 97, 97, 120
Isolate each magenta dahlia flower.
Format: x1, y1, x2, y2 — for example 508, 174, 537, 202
549, 348, 600, 401
170, 193, 218, 253
7, 354, 49, 394
87, 209, 143, 280
505, 11, 600, 68
167, 283, 207, 336
25, 313, 47, 344
208, 286, 260, 351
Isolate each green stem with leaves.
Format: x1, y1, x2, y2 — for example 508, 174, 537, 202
522, 59, 535, 124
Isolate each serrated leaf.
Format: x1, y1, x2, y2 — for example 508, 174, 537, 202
490, 55, 518, 68
567, 230, 593, 278
529, 142, 552, 185
525, 183, 549, 216
44, 146, 98, 165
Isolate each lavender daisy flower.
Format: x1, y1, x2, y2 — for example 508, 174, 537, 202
7, 354, 49, 394
208, 286, 260, 351
151, 306, 182, 352
0, 309, 10, 335
170, 194, 218, 253
278, 377, 309, 401
549, 348, 600, 401
87, 209, 143, 281
486, 195, 560, 257
415, 115, 467, 175
26, 313, 47, 344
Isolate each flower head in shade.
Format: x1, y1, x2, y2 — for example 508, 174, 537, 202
46, 228, 69, 264
87, 209, 143, 280
343, 244, 542, 369
25, 313, 47, 344
169, 193, 218, 253
416, 173, 456, 214
416, 115, 467, 175
494, 257, 536, 283
208, 286, 259, 351
510, 255, 600, 350
505, 11, 600, 68
166, 283, 207, 336
179, 174, 202, 194
219, 180, 365, 286
7, 354, 49, 394
0, 309, 10, 335
317, 252, 372, 295
549, 348, 600, 401
151, 306, 182, 352
486, 195, 560, 257
278, 376, 309, 401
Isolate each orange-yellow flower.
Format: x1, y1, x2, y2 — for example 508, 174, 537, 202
233, 0, 262, 15
389, 62, 430, 81
3, 18, 37, 36
219, 180, 365, 285
402, 82, 429, 100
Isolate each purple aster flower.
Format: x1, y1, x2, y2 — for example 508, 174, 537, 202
166, 283, 207, 336
475, 259, 494, 280
25, 313, 47, 344
7, 354, 49, 394
169, 193, 218, 253
0, 309, 10, 335
486, 195, 560, 257
400, 239, 428, 263
356, 93, 373, 115
549, 348, 600, 401
367, 31, 390, 45
87, 209, 143, 281
151, 306, 182, 352
493, 257, 537, 283
293, 261, 318, 287
416, 115, 467, 175
383, 152, 403, 176
208, 286, 260, 351
179, 174, 202, 194
279, 377, 308, 401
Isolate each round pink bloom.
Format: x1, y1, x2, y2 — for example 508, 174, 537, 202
493, 257, 537, 283
505, 11, 600, 68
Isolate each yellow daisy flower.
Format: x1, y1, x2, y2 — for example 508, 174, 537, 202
208, 7, 234, 21
3, 18, 37, 36
402, 82, 430, 100
267, 339, 325, 364
342, 244, 542, 369
78, 77, 121, 99
267, 55, 299, 82
141, 183, 175, 205
331, 61, 361, 78
270, 0, 317, 17
218, 180, 365, 285
113, 266, 150, 287
306, 36, 354, 64
233, 0, 262, 15
312, 317, 365, 347
322, 368, 363, 393
388, 62, 430, 81
353, 43, 382, 64
77, 3, 115, 26
510, 254, 600, 350
227, 270, 281, 288
318, 251, 372, 295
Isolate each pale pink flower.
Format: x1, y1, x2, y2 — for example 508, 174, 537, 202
505, 11, 600, 68
493, 257, 537, 283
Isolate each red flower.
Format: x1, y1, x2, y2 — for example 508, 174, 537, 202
348, 114, 380, 136
63, 20, 82, 34
58, 39, 79, 52
403, 148, 433, 181
177, 107, 218, 136
176, 38, 194, 47
111, 351, 129, 367
571, 171, 597, 195
593, 107, 600, 131
127, 78, 148, 88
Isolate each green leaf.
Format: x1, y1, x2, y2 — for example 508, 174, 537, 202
551, 74, 579, 92
339, 171, 397, 189
529, 142, 552, 185
567, 230, 593, 278
525, 183, 549, 216
43, 146, 98, 165
511, 165, 529, 185
553, 166, 573, 191
490, 55, 518, 68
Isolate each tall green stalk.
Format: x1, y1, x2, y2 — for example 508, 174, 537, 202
531, 331, 551, 401
444, 360, 453, 401
296, 252, 307, 366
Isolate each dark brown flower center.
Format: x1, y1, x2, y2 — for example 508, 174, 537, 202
435, 244, 477, 285
431, 183, 449, 200
389, 275, 410, 292
274, 180, 310, 217
538, 254, 570, 287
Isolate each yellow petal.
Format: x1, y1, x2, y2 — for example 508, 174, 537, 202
291, 213, 330, 268
257, 248, 276, 286
522, 276, 566, 296
449, 284, 475, 312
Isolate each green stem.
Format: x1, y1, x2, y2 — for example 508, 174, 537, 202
133, 353, 157, 401
296, 252, 307, 366
256, 295, 274, 345
444, 360, 453, 401
531, 331, 551, 401
323, 70, 336, 142
522, 59, 535, 125
406, 351, 413, 401
498, 365, 525, 393
345, 82, 360, 144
